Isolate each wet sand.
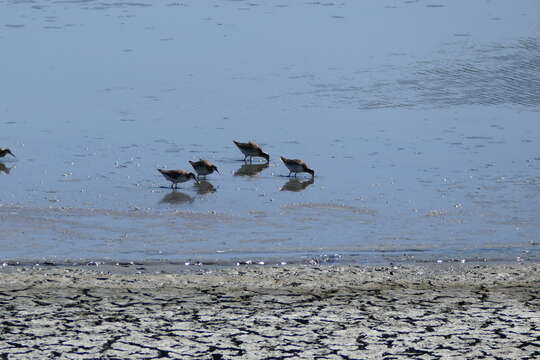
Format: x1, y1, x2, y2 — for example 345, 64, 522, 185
0, 263, 539, 359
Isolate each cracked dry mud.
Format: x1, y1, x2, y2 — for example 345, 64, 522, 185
0, 264, 539, 359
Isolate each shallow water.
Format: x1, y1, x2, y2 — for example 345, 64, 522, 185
1, 0, 539, 265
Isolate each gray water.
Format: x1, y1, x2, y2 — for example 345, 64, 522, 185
1, 0, 539, 265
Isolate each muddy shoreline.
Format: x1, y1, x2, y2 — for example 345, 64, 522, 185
1, 264, 539, 359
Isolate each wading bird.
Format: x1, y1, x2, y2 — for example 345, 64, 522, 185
233, 141, 270, 163
157, 169, 198, 189
189, 160, 219, 179
280, 156, 315, 178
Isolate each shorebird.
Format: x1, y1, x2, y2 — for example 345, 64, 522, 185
157, 169, 198, 189
189, 160, 219, 179
0, 148, 15, 158
280, 156, 315, 178
233, 141, 270, 162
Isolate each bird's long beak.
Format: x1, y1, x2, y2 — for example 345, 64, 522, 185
8, 151, 15, 157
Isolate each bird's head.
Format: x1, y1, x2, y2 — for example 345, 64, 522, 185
2, 148, 15, 157
189, 172, 199, 182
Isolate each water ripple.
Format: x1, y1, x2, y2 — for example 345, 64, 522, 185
302, 38, 540, 109
416, 39, 540, 107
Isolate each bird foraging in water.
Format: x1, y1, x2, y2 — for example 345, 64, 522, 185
233, 141, 270, 162
0, 148, 15, 158
280, 156, 315, 178
157, 169, 198, 189
189, 160, 219, 179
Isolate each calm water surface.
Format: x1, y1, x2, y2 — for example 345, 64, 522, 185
1, 0, 539, 265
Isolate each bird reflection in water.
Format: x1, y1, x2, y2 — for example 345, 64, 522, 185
160, 190, 194, 204
195, 180, 216, 194
234, 163, 269, 177
0, 162, 11, 175
281, 178, 314, 192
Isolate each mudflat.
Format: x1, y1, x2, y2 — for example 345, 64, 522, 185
1, 264, 539, 359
